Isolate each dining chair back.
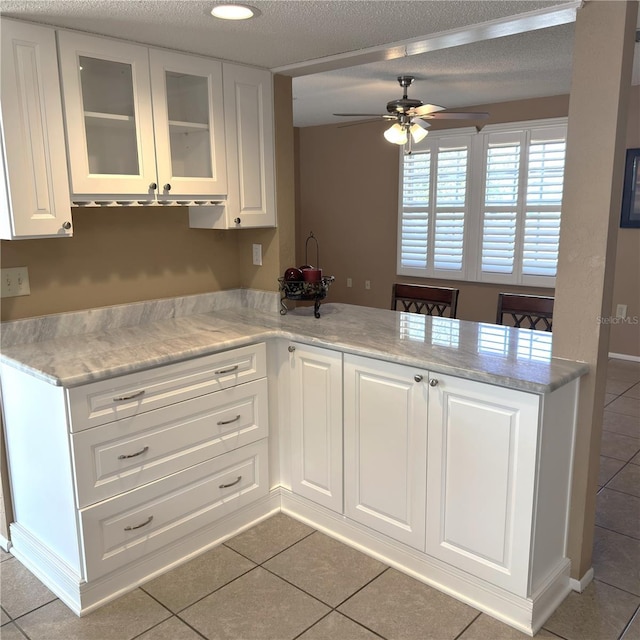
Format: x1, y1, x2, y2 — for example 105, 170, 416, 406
391, 283, 459, 318
496, 293, 554, 331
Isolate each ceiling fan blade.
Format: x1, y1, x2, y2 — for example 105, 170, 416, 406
410, 103, 445, 117
333, 113, 388, 117
422, 111, 490, 120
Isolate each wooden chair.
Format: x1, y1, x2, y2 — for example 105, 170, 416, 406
391, 283, 459, 318
496, 293, 554, 331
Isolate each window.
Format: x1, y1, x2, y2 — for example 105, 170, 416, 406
397, 119, 567, 287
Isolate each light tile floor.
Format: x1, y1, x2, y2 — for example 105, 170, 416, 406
1, 359, 639, 640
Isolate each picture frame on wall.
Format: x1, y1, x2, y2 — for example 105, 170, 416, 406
620, 148, 640, 228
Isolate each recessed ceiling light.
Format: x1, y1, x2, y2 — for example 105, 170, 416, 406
211, 4, 259, 20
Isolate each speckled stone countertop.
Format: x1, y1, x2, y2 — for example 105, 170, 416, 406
0, 301, 588, 393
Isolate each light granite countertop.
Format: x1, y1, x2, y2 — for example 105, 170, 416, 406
0, 301, 588, 393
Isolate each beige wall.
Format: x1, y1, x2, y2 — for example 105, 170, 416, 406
610, 84, 640, 357
0, 76, 295, 322
296, 89, 640, 356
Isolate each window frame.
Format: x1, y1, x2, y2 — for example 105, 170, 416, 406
396, 117, 568, 288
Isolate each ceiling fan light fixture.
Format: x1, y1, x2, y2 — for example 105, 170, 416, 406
384, 123, 408, 145
410, 123, 429, 143
210, 4, 259, 20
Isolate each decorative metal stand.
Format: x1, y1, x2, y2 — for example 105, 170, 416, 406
278, 276, 335, 318
278, 231, 334, 318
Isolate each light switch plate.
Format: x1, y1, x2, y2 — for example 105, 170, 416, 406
1, 266, 30, 298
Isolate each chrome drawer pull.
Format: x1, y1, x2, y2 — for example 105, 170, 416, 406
217, 414, 241, 426
124, 515, 153, 531
219, 475, 242, 489
112, 389, 145, 402
118, 446, 149, 460
214, 365, 239, 375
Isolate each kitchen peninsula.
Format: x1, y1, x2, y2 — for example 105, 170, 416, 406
0, 291, 588, 636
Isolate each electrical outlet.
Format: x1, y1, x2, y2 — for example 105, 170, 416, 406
252, 244, 262, 266
616, 304, 627, 319
347, 277, 352, 288
1, 267, 30, 298
365, 280, 371, 290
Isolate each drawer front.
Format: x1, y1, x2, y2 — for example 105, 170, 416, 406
80, 439, 268, 581
72, 378, 268, 508
67, 342, 266, 432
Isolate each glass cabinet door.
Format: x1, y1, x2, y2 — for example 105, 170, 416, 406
58, 32, 157, 199
149, 49, 227, 198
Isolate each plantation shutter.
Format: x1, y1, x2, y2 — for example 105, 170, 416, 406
480, 132, 522, 278
434, 144, 467, 272
522, 127, 566, 280
400, 152, 430, 269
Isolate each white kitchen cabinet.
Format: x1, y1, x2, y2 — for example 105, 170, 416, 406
0, 343, 269, 614
189, 63, 275, 229
426, 373, 577, 599
288, 342, 343, 512
344, 354, 428, 550
57, 31, 226, 202
0, 18, 72, 239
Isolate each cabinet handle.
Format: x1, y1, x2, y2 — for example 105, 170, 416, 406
414, 374, 423, 382
118, 446, 149, 460
219, 475, 242, 489
149, 182, 157, 191
62, 221, 72, 230
112, 389, 145, 402
288, 345, 295, 352
214, 365, 238, 375
163, 183, 171, 191
217, 414, 241, 426
124, 515, 153, 531
234, 217, 241, 225
429, 378, 439, 387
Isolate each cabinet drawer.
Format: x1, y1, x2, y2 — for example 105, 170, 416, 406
67, 343, 266, 432
80, 439, 268, 581
72, 378, 268, 508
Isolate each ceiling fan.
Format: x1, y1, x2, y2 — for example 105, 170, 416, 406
334, 76, 489, 147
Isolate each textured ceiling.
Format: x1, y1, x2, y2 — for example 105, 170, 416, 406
1, 0, 638, 127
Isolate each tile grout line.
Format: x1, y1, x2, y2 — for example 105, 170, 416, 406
592, 575, 640, 601
617, 602, 640, 640
451, 611, 482, 640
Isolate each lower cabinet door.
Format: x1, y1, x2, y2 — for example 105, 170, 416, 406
289, 343, 343, 512
426, 373, 539, 595
344, 354, 427, 550
80, 439, 268, 580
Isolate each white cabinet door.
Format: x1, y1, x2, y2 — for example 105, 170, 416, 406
344, 354, 427, 550
0, 19, 72, 239
289, 343, 343, 512
149, 49, 227, 198
222, 63, 275, 228
426, 373, 539, 595
58, 31, 157, 199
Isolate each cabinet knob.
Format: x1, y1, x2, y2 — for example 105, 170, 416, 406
429, 378, 439, 387
62, 221, 72, 230
149, 182, 157, 191
163, 183, 171, 192
234, 217, 241, 225
414, 374, 423, 382
288, 345, 295, 352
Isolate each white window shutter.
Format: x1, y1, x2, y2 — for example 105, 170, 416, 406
397, 119, 567, 286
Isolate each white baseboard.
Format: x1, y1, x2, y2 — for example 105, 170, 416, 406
609, 353, 640, 363
569, 567, 594, 592
0, 533, 11, 552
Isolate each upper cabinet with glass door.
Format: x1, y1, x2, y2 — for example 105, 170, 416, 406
57, 31, 226, 203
